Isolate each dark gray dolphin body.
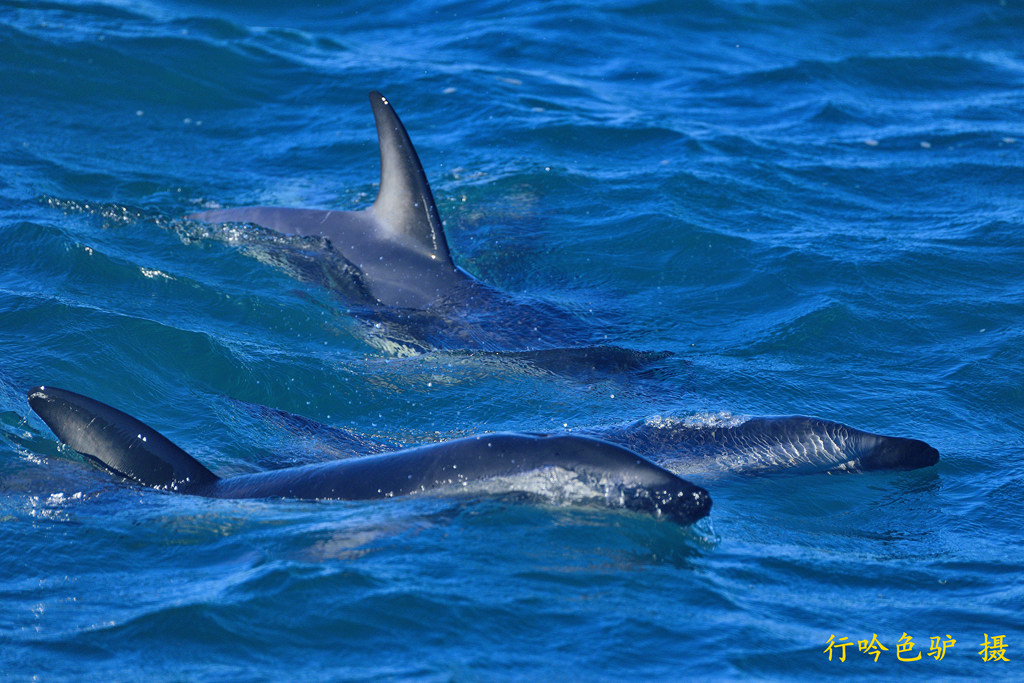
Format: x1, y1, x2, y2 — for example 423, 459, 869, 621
27, 386, 711, 525
187, 92, 654, 368
246, 404, 939, 480
587, 414, 940, 480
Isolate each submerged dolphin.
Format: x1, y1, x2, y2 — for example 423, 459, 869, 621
245, 403, 939, 481
187, 92, 655, 366
586, 415, 940, 480
26, 386, 711, 525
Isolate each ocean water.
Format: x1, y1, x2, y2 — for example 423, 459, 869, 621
2, 0, 1023, 679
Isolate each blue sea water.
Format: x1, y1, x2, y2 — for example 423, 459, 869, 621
2, 0, 1023, 679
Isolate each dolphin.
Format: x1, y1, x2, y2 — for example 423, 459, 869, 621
186, 92, 657, 367
587, 414, 940, 480
26, 386, 711, 525
243, 402, 939, 481
190, 91, 464, 310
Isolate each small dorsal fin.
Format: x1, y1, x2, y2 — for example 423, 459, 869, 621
369, 91, 453, 266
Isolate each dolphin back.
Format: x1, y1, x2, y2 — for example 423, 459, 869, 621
593, 414, 940, 478
27, 387, 710, 525
27, 386, 219, 491
210, 432, 712, 525
190, 92, 451, 267
187, 91, 465, 309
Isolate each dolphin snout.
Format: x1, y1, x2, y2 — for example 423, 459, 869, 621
622, 481, 712, 525
863, 436, 940, 471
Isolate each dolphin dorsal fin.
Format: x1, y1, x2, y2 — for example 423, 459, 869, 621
369, 91, 453, 267
28, 386, 219, 492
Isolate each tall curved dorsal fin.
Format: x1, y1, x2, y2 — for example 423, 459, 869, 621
369, 91, 453, 267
